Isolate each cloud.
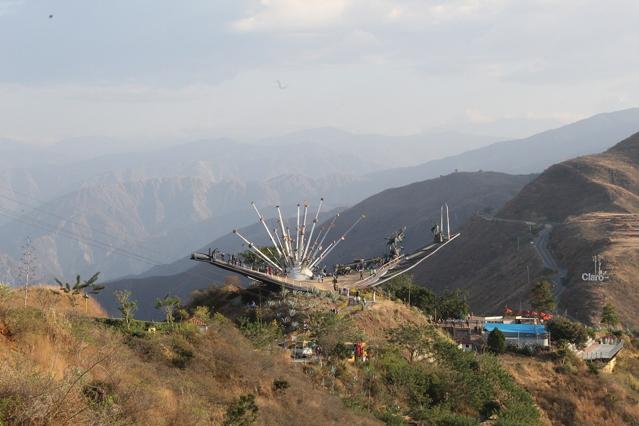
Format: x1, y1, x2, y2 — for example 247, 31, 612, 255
231, 0, 349, 32
230, 0, 507, 34
0, 0, 22, 16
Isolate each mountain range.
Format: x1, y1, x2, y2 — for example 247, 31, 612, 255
2, 108, 639, 286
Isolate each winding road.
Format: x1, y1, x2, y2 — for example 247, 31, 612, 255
479, 215, 567, 299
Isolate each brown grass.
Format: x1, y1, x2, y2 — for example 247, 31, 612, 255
501, 344, 639, 426
0, 286, 380, 425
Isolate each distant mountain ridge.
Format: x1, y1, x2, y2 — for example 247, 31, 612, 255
362, 108, 639, 193
413, 131, 639, 327
2, 108, 639, 283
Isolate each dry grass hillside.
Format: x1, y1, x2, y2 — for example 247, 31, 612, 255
412, 217, 547, 315
195, 284, 639, 426
415, 132, 639, 327
3, 283, 639, 425
0, 286, 379, 425
501, 338, 639, 426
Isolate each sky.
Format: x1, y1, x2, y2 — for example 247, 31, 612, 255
0, 0, 638, 144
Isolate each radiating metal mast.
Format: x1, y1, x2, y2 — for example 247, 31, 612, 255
233, 199, 363, 280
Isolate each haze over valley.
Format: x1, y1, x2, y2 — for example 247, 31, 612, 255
2, 2, 639, 425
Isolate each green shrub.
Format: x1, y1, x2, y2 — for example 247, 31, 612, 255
546, 317, 588, 348
223, 394, 258, 426
487, 329, 506, 354
238, 318, 282, 348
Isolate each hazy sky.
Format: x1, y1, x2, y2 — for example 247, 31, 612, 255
1, 0, 638, 144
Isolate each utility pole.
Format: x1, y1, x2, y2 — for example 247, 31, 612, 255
19, 237, 37, 307
526, 265, 531, 287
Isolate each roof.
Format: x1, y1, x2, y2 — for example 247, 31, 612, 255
188, 317, 208, 327
484, 323, 547, 335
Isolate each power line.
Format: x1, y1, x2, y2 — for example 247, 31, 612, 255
0, 206, 220, 285
0, 185, 167, 258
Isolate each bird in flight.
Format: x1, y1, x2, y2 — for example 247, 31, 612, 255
276, 80, 287, 90
49, 14, 54, 19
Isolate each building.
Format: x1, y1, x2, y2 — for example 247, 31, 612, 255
483, 323, 549, 349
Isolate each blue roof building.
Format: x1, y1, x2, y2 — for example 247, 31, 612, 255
483, 323, 550, 348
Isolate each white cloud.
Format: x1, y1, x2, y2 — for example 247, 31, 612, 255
231, 0, 349, 32
231, 0, 508, 33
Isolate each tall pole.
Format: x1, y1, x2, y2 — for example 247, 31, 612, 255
233, 230, 284, 273
445, 203, 450, 239
295, 204, 301, 261
309, 214, 340, 262
302, 198, 323, 262
310, 214, 365, 269
299, 202, 308, 262
276, 206, 293, 261
273, 228, 289, 267
251, 202, 284, 259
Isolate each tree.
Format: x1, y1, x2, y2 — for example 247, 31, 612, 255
437, 289, 470, 320
546, 317, 588, 348
18, 237, 38, 307
53, 273, 104, 312
193, 305, 211, 322
155, 295, 181, 326
487, 329, 506, 353
115, 290, 138, 330
601, 303, 620, 328
388, 324, 434, 362
530, 279, 556, 312
386, 277, 468, 320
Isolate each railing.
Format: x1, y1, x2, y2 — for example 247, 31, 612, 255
579, 341, 624, 360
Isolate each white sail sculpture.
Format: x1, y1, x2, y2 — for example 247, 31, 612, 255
233, 199, 365, 280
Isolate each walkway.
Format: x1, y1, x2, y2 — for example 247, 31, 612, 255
191, 233, 460, 293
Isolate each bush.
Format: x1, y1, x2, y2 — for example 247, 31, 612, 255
272, 379, 289, 394
487, 329, 506, 354
546, 317, 588, 348
82, 380, 115, 406
223, 394, 258, 426
171, 343, 194, 369
480, 400, 501, 420
333, 342, 354, 360
238, 318, 282, 348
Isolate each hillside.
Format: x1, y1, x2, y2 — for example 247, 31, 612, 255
322, 171, 534, 264
6, 283, 638, 425
414, 132, 639, 327
100, 171, 532, 320
363, 108, 639, 193
0, 286, 380, 425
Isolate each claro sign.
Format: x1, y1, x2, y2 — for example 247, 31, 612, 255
582, 254, 609, 283
581, 272, 608, 282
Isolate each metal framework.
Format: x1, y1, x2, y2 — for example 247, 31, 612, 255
191, 199, 459, 291
235, 199, 364, 280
